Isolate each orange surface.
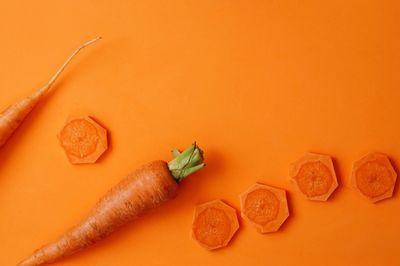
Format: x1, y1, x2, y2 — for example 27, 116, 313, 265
1, 1, 399, 265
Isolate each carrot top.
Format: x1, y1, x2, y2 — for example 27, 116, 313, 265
168, 143, 204, 182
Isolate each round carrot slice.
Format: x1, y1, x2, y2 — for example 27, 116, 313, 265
295, 162, 333, 197
243, 189, 279, 224
351, 152, 397, 203
240, 183, 289, 233
192, 200, 239, 250
60, 119, 99, 157
289, 153, 338, 201
59, 116, 108, 164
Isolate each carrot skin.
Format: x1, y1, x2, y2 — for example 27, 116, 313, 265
0, 93, 43, 148
18, 160, 178, 266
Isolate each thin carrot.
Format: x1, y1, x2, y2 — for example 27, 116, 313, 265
351, 152, 397, 203
240, 183, 289, 233
0, 37, 100, 149
191, 199, 239, 250
58, 116, 108, 164
18, 143, 204, 266
289, 152, 338, 201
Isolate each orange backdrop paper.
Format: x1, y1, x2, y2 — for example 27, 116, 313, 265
1, 1, 399, 265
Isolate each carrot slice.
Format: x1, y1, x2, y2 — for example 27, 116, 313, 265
351, 152, 397, 203
289, 152, 338, 201
192, 200, 239, 250
59, 116, 108, 164
240, 183, 289, 233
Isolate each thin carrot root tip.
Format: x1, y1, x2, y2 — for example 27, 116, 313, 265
351, 152, 397, 203
240, 183, 289, 233
59, 116, 108, 164
192, 200, 239, 250
289, 152, 338, 201
0, 37, 100, 150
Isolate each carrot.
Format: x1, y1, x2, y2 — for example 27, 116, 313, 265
18, 143, 205, 266
351, 152, 397, 203
0, 37, 100, 150
289, 152, 338, 201
59, 116, 108, 164
191, 199, 239, 250
240, 183, 289, 233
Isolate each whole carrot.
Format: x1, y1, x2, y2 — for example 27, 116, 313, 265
0, 37, 100, 149
18, 143, 205, 266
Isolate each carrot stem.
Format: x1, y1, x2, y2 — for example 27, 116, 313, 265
168, 143, 204, 182
171, 148, 181, 158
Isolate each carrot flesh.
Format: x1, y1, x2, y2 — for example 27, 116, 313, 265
0, 37, 100, 150
240, 183, 289, 233
59, 116, 108, 164
243, 189, 279, 224
289, 153, 338, 201
18, 144, 205, 266
351, 152, 397, 203
192, 200, 239, 250
295, 162, 333, 197
193, 207, 231, 247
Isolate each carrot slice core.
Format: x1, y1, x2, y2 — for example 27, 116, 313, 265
60, 119, 99, 158
59, 116, 108, 164
243, 189, 279, 224
193, 207, 231, 247
192, 200, 239, 250
240, 183, 289, 233
294, 161, 333, 197
351, 153, 397, 203
355, 160, 394, 198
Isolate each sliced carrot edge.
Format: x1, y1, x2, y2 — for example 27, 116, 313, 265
289, 153, 338, 201
240, 183, 289, 233
192, 200, 239, 250
59, 116, 108, 164
352, 152, 397, 202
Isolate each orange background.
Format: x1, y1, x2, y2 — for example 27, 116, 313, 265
1, 1, 399, 265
